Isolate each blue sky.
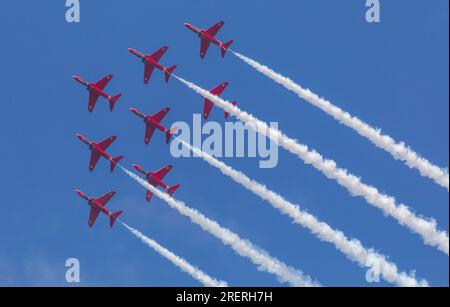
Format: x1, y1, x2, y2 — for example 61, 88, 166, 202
0, 1, 448, 286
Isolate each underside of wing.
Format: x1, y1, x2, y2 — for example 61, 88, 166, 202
145, 177, 160, 201
203, 99, 214, 120
97, 136, 116, 150
89, 151, 102, 172
97, 191, 116, 206
200, 38, 211, 59
88, 207, 101, 227
144, 63, 155, 84
144, 123, 156, 145
151, 107, 170, 123
145, 189, 153, 202
88, 92, 100, 113
94, 74, 113, 90
150, 46, 168, 62
210, 82, 228, 96
153, 165, 173, 180
205, 21, 224, 37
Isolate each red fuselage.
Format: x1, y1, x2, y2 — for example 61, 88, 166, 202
75, 190, 113, 217
76, 134, 112, 161
128, 48, 165, 71
133, 165, 169, 190
148, 173, 169, 190
184, 23, 222, 47
130, 108, 168, 133
73, 76, 111, 100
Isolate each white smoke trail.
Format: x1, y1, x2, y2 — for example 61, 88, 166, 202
231, 51, 449, 191
119, 165, 319, 287
176, 138, 428, 287
172, 74, 449, 255
120, 221, 227, 287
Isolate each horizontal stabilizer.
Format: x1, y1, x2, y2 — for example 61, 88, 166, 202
221, 40, 233, 57
109, 211, 123, 228
165, 129, 172, 144
109, 94, 123, 111
110, 156, 124, 172
167, 184, 181, 196
164, 65, 177, 83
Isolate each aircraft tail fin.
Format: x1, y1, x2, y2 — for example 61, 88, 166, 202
167, 184, 181, 196
221, 40, 233, 57
109, 211, 123, 228
225, 101, 238, 119
110, 156, 124, 172
164, 65, 177, 83
109, 94, 122, 111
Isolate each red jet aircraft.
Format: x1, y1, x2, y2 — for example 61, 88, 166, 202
184, 21, 233, 59
128, 46, 177, 84
130, 107, 173, 145
75, 189, 123, 228
73, 74, 122, 112
202, 82, 238, 120
133, 164, 180, 202
76, 134, 124, 172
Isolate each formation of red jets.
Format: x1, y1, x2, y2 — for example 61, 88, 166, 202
74, 21, 235, 228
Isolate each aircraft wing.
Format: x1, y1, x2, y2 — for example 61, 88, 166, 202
200, 38, 211, 58
205, 21, 224, 37
210, 82, 228, 96
97, 191, 116, 206
145, 177, 161, 202
97, 136, 117, 150
88, 207, 101, 227
203, 99, 214, 120
88, 151, 102, 172
151, 108, 170, 123
153, 165, 173, 180
146, 190, 154, 202
203, 82, 228, 119
88, 92, 100, 112
144, 63, 155, 84
144, 123, 156, 144
94, 74, 113, 90
150, 46, 168, 62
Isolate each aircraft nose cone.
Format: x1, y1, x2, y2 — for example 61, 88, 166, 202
76, 134, 86, 142
130, 108, 137, 113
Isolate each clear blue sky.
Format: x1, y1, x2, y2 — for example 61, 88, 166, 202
0, 1, 448, 286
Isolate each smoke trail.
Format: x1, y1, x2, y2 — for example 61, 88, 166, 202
231, 51, 449, 191
119, 165, 319, 287
175, 138, 428, 287
120, 221, 227, 287
172, 74, 449, 255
